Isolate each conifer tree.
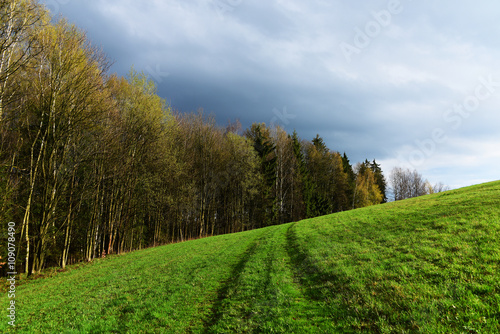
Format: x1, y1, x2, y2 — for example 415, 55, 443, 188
290, 131, 312, 219
342, 153, 356, 207
245, 123, 277, 226
370, 159, 387, 203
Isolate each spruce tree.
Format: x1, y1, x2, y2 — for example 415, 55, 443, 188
342, 153, 356, 206
245, 123, 277, 226
370, 159, 387, 203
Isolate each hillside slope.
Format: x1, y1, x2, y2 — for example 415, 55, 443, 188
2, 181, 500, 333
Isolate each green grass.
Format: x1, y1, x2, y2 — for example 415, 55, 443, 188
2, 181, 500, 333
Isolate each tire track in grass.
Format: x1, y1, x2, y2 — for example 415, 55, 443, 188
286, 220, 404, 332
245, 225, 284, 329
205, 223, 334, 333
203, 228, 270, 332
285, 222, 359, 332
8, 230, 267, 333
252, 223, 336, 333
203, 225, 289, 333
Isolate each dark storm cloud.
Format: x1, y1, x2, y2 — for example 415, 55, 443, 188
42, 0, 500, 189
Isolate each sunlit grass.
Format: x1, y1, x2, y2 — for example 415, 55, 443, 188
1, 181, 499, 333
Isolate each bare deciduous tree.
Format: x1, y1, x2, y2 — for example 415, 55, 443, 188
390, 167, 426, 201
390, 167, 449, 201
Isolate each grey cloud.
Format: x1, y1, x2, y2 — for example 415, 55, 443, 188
42, 0, 500, 189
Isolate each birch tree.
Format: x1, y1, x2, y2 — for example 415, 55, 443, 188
20, 19, 108, 273
0, 0, 45, 120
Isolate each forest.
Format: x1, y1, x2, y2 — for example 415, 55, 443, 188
0, 1, 388, 275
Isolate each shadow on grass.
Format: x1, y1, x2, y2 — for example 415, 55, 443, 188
203, 240, 260, 332
284, 224, 380, 332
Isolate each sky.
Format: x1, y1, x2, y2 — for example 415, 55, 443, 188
42, 0, 500, 190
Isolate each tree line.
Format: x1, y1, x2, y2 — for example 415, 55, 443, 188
0, 0, 389, 275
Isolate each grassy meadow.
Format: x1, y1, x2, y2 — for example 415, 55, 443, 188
1, 181, 500, 333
